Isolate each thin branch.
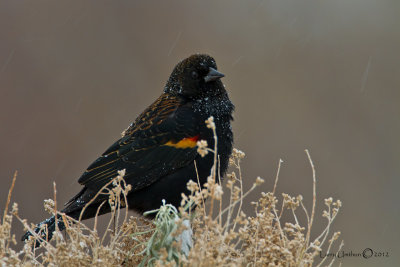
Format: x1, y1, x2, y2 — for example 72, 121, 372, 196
272, 159, 283, 196
3, 171, 17, 221
304, 149, 316, 248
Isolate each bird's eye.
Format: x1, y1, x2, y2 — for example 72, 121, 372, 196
191, 71, 199, 79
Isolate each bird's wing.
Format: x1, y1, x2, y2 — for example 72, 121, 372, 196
77, 94, 202, 192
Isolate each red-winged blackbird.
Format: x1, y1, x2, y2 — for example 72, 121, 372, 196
22, 54, 234, 245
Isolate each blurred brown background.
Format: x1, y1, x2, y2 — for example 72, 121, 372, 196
0, 0, 399, 266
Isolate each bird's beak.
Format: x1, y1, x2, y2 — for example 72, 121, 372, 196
204, 67, 225, 82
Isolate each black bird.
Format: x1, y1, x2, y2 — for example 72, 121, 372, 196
22, 54, 234, 244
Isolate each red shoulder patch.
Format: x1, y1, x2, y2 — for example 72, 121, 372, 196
164, 135, 199, 149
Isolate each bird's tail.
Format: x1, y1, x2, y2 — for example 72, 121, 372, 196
21, 187, 112, 247
21, 214, 65, 247
21, 187, 88, 247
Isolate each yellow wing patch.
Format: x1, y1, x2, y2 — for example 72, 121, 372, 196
164, 136, 199, 149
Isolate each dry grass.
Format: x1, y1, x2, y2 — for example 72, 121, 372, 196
1, 118, 343, 266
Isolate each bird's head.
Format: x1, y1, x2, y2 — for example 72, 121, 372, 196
165, 54, 226, 99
